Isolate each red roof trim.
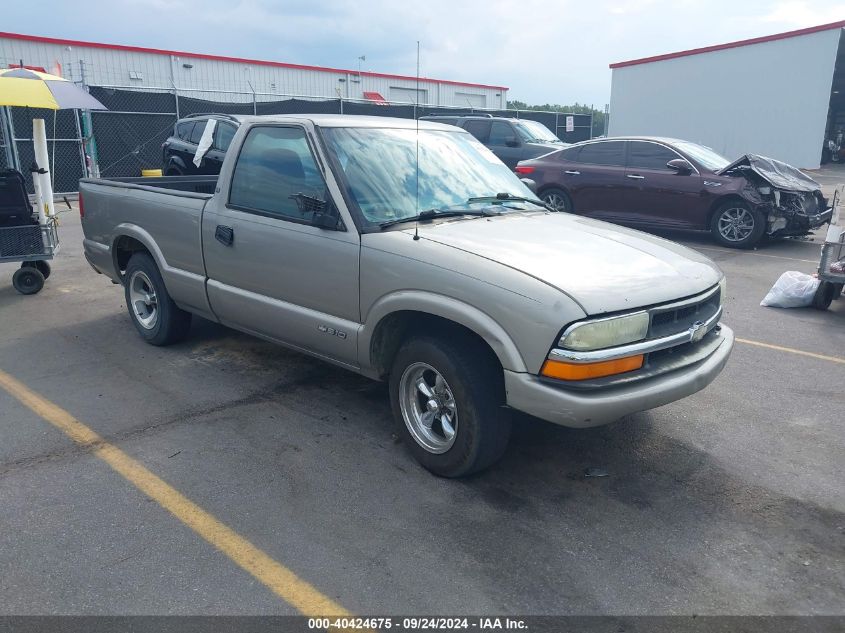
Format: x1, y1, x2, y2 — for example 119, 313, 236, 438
0, 31, 509, 91
610, 19, 845, 69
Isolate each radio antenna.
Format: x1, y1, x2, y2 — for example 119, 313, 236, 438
413, 40, 421, 241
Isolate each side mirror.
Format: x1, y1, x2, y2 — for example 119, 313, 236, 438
313, 210, 341, 230
506, 138, 520, 148
520, 178, 537, 193
666, 158, 693, 175
290, 192, 342, 230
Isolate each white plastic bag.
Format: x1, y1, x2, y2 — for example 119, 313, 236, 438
760, 271, 820, 308
193, 119, 217, 168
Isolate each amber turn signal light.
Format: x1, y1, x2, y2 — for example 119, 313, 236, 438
541, 355, 644, 381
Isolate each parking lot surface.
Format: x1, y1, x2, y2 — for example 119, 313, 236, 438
0, 208, 843, 615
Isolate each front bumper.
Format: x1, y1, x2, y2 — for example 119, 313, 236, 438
773, 207, 833, 236
504, 324, 734, 428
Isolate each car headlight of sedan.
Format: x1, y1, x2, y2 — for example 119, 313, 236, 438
559, 311, 650, 351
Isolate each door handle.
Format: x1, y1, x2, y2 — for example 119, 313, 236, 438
627, 174, 645, 180
215, 225, 234, 246
564, 170, 580, 175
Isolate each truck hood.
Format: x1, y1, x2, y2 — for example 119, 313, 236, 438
410, 212, 721, 315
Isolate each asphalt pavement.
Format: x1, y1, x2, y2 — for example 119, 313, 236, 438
0, 209, 842, 616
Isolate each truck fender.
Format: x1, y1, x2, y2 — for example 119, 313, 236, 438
112, 223, 170, 277
111, 223, 213, 319
360, 290, 528, 374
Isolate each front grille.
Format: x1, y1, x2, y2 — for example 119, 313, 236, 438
548, 284, 724, 390
647, 286, 721, 340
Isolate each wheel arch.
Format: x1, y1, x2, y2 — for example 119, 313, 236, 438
164, 155, 187, 174
707, 194, 753, 226
361, 293, 527, 379
111, 225, 167, 281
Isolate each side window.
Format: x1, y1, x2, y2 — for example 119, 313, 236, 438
488, 121, 516, 146
628, 142, 682, 171
176, 121, 194, 141
214, 123, 237, 151
229, 126, 329, 223
577, 141, 626, 167
189, 120, 207, 144
557, 146, 581, 162
463, 120, 491, 143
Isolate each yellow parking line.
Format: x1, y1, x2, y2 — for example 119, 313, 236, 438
0, 368, 351, 617
736, 338, 845, 364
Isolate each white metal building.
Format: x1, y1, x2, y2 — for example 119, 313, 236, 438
0, 31, 508, 108
608, 20, 845, 169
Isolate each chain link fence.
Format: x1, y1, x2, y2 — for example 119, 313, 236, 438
4, 84, 594, 193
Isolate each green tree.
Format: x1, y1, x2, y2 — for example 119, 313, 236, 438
507, 101, 606, 137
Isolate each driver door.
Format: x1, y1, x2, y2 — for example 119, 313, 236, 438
201, 124, 361, 366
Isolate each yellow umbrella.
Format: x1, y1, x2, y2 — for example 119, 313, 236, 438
0, 67, 106, 110
0, 67, 107, 221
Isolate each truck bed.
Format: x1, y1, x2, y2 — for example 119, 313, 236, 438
79, 176, 213, 309
84, 175, 218, 196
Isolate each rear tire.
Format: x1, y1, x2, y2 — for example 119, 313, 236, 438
389, 334, 511, 477
124, 252, 192, 345
710, 201, 766, 249
540, 187, 573, 213
165, 165, 183, 176
12, 267, 44, 295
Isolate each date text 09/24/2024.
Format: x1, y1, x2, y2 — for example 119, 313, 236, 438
307, 617, 527, 630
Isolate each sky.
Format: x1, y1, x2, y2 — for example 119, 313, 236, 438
2, 0, 844, 106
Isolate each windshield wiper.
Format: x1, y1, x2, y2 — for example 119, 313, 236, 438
379, 208, 499, 230
467, 193, 552, 210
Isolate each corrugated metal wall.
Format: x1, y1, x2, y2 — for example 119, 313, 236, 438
0, 36, 507, 108
608, 28, 841, 169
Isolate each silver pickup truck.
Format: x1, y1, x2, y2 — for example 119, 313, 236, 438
80, 115, 733, 477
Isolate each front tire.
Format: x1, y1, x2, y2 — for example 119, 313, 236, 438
540, 187, 573, 213
711, 201, 766, 248
389, 335, 511, 477
124, 252, 192, 345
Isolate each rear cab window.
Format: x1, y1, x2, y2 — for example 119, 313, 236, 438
228, 126, 329, 225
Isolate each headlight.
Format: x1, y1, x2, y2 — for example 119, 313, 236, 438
718, 276, 727, 306
559, 311, 649, 351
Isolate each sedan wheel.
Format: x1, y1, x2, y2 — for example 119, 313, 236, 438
711, 202, 765, 249
540, 188, 572, 212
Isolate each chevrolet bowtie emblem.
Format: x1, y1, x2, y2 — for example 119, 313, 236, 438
689, 321, 707, 342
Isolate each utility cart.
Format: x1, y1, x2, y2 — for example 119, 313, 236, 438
813, 184, 845, 310
0, 169, 60, 295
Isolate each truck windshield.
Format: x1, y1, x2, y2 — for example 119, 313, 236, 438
321, 127, 540, 226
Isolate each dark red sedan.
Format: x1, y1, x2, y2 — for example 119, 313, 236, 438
515, 137, 830, 248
